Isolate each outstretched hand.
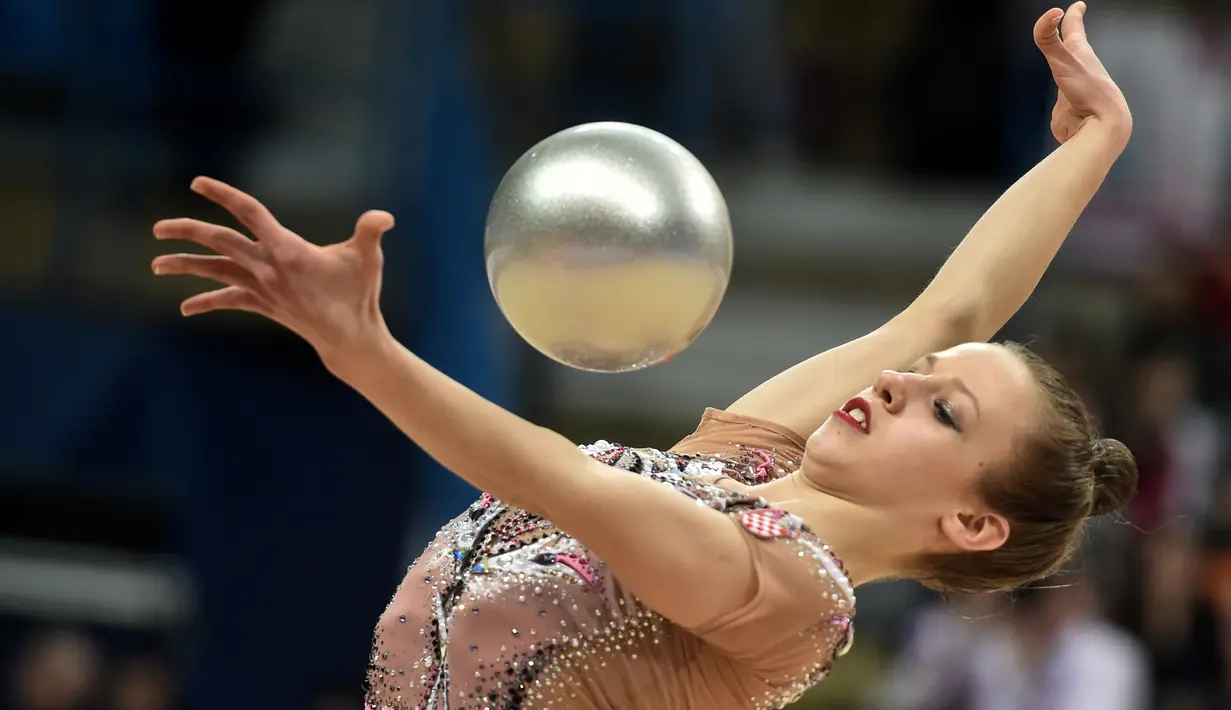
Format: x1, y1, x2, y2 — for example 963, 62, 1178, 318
152, 177, 395, 366
1034, 2, 1131, 145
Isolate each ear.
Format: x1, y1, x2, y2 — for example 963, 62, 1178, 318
940, 510, 1010, 553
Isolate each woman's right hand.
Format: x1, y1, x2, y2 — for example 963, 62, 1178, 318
1034, 2, 1132, 145
151, 177, 397, 372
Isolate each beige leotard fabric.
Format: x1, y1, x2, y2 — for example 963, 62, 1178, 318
364, 409, 855, 709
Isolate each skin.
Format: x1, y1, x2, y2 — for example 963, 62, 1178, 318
726, 3, 1132, 441
151, 2, 1130, 633
754, 343, 1037, 582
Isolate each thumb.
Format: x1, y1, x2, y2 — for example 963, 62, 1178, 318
352, 210, 395, 251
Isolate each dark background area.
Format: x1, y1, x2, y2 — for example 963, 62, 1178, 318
1, 1, 1229, 709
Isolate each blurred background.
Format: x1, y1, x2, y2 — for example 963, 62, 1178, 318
0, 0, 1229, 708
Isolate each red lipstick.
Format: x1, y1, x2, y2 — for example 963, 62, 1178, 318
834, 396, 871, 434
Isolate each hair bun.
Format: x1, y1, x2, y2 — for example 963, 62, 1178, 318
1088, 438, 1138, 517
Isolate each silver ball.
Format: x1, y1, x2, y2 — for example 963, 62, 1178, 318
484, 122, 733, 373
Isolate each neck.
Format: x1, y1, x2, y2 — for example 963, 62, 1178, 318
754, 473, 904, 587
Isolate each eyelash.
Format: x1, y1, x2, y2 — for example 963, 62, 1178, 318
934, 401, 959, 431
906, 367, 961, 431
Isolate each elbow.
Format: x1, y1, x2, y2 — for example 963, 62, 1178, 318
507, 428, 597, 519
934, 301, 986, 344
909, 292, 988, 345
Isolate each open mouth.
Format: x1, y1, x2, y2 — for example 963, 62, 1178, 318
834, 397, 871, 434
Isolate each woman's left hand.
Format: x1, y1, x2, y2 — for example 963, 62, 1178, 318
1034, 2, 1132, 145
152, 177, 395, 367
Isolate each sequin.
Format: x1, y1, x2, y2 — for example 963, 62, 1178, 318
363, 441, 856, 709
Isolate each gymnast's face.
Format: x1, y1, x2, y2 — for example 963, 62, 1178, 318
803, 343, 1037, 555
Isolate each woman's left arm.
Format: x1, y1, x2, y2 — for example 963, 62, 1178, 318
725, 3, 1131, 437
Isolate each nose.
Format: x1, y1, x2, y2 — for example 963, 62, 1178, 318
873, 369, 911, 414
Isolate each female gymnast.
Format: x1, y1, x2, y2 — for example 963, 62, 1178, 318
152, 4, 1135, 709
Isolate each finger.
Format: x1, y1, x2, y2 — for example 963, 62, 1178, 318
1062, 2, 1087, 45
350, 210, 395, 253
153, 218, 259, 264
1034, 8, 1078, 67
190, 177, 284, 241
1062, 2, 1110, 74
152, 254, 259, 290
180, 286, 272, 317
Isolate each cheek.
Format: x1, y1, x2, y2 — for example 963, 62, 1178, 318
805, 418, 977, 500
875, 424, 971, 496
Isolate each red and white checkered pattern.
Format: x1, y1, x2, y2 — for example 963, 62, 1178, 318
739, 509, 794, 539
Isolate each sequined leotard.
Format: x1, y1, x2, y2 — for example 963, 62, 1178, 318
364, 409, 856, 710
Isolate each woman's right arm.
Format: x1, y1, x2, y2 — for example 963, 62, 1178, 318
152, 179, 807, 635
327, 332, 810, 633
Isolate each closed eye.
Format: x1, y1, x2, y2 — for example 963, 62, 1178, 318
935, 400, 961, 432
908, 365, 963, 432
906, 366, 963, 431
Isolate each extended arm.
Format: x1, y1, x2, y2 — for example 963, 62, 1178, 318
727, 119, 1127, 437
151, 179, 767, 631
726, 5, 1131, 439
330, 336, 759, 629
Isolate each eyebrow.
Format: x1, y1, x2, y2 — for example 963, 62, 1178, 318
925, 354, 981, 420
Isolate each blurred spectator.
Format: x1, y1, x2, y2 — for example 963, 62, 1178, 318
107, 656, 177, 710
1131, 525, 1226, 710
1110, 223, 1230, 709
1126, 260, 1200, 359
880, 572, 1148, 710
877, 594, 1003, 710
1200, 469, 1231, 696
1036, 323, 1111, 425
1088, 0, 1231, 243
1189, 221, 1231, 413
8, 628, 101, 710
1120, 351, 1221, 532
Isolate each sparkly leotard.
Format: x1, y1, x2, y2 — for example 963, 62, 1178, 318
364, 409, 856, 710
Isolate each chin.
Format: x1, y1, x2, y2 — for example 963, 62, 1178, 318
808, 417, 862, 451
802, 432, 845, 474
808, 416, 841, 441
803, 429, 831, 465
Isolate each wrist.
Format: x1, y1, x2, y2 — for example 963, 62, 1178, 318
1078, 115, 1132, 154
319, 325, 401, 384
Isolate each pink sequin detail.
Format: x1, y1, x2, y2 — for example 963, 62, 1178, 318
479, 492, 495, 508
555, 552, 598, 584
751, 448, 774, 483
